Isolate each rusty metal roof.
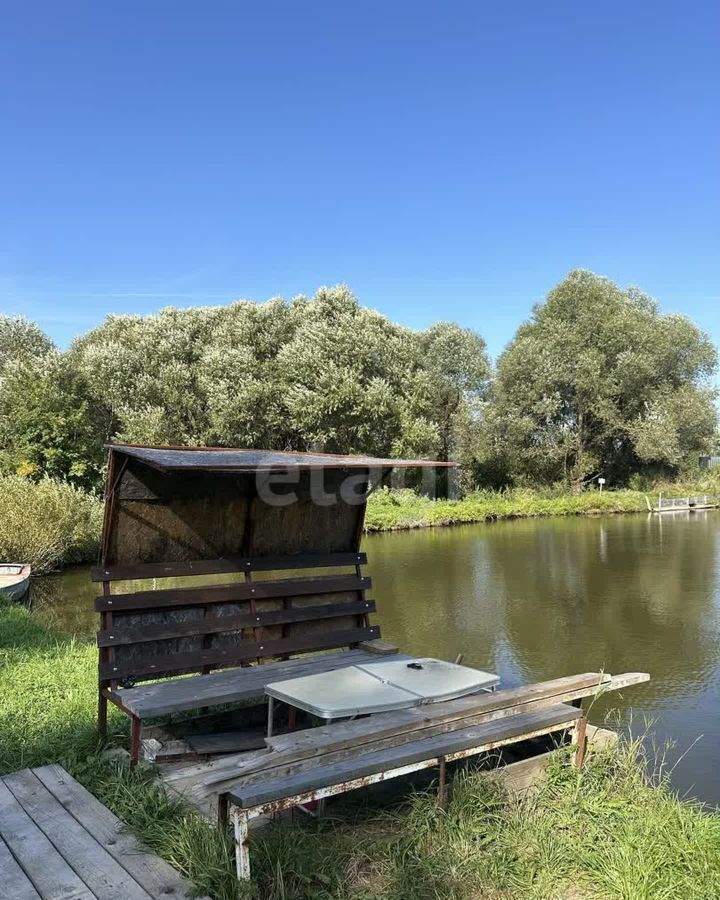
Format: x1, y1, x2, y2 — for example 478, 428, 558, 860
108, 444, 458, 472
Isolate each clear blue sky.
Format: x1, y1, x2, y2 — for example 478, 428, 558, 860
1, 1, 718, 360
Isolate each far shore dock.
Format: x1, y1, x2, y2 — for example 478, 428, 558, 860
646, 494, 720, 513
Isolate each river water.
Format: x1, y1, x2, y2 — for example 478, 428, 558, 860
32, 512, 720, 805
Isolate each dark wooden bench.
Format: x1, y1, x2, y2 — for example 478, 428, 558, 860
94, 551, 396, 765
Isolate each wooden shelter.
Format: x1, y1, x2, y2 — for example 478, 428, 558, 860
94, 443, 456, 764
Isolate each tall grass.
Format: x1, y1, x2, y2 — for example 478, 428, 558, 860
0, 475, 102, 573
365, 477, 720, 532
247, 739, 720, 900
365, 486, 652, 531
0, 601, 101, 772
2, 598, 720, 899
1, 473, 719, 575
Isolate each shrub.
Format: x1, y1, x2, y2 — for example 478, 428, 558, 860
0, 475, 102, 574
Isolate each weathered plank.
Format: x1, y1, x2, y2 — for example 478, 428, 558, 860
209, 673, 606, 782
227, 704, 581, 809
204, 672, 648, 789
267, 672, 642, 757
95, 574, 371, 613
33, 764, 207, 900
0, 835, 41, 900
358, 639, 400, 655
111, 648, 410, 717
198, 672, 611, 786
161, 749, 273, 786
3, 769, 153, 900
101, 626, 381, 680
0, 777, 95, 900
97, 598, 377, 647
92, 551, 368, 582
145, 739, 199, 763
187, 730, 267, 755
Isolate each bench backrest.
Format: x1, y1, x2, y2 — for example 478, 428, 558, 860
93, 552, 379, 688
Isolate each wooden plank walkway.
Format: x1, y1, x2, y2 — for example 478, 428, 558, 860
0, 764, 210, 900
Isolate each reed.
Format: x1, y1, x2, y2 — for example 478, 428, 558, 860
0, 475, 102, 573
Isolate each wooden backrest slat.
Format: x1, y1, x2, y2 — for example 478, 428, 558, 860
94, 549, 380, 687
94, 574, 371, 613
92, 552, 367, 583
97, 599, 377, 647
99, 626, 380, 682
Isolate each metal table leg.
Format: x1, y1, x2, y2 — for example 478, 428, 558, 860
266, 695, 274, 738
317, 717, 332, 816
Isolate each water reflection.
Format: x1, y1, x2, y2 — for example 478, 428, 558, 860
26, 512, 720, 805
366, 514, 720, 805
485, 514, 719, 702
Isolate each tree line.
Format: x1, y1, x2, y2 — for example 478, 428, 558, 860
1, 270, 716, 493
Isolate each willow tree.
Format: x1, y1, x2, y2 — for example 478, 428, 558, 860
0, 314, 54, 366
491, 270, 717, 486
70, 285, 462, 461
0, 316, 109, 488
418, 323, 490, 461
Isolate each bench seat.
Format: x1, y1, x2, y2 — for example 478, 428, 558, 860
95, 548, 392, 764
224, 702, 583, 879
110, 647, 407, 719
226, 703, 581, 809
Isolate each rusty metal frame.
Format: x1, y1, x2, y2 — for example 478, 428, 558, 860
226, 714, 580, 881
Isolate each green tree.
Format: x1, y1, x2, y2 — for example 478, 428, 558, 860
71, 286, 444, 458
0, 317, 110, 488
70, 306, 225, 445
276, 286, 437, 457
0, 315, 54, 367
413, 323, 490, 493
198, 298, 298, 449
489, 270, 717, 486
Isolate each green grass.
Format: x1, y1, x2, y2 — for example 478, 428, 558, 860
365, 487, 650, 531
0, 474, 102, 573
2, 598, 720, 899
1, 472, 719, 576
365, 476, 720, 531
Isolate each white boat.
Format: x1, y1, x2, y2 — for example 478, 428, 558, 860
0, 563, 31, 602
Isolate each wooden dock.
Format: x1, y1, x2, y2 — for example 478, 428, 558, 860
0, 764, 209, 900
646, 493, 720, 513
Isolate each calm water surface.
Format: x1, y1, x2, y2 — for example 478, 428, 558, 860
33, 512, 720, 805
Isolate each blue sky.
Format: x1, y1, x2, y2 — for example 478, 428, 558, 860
1, 1, 718, 361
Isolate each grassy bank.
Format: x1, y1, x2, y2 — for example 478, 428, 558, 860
365, 487, 649, 530
2, 599, 720, 899
365, 477, 720, 531
3, 473, 720, 576
0, 474, 102, 573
